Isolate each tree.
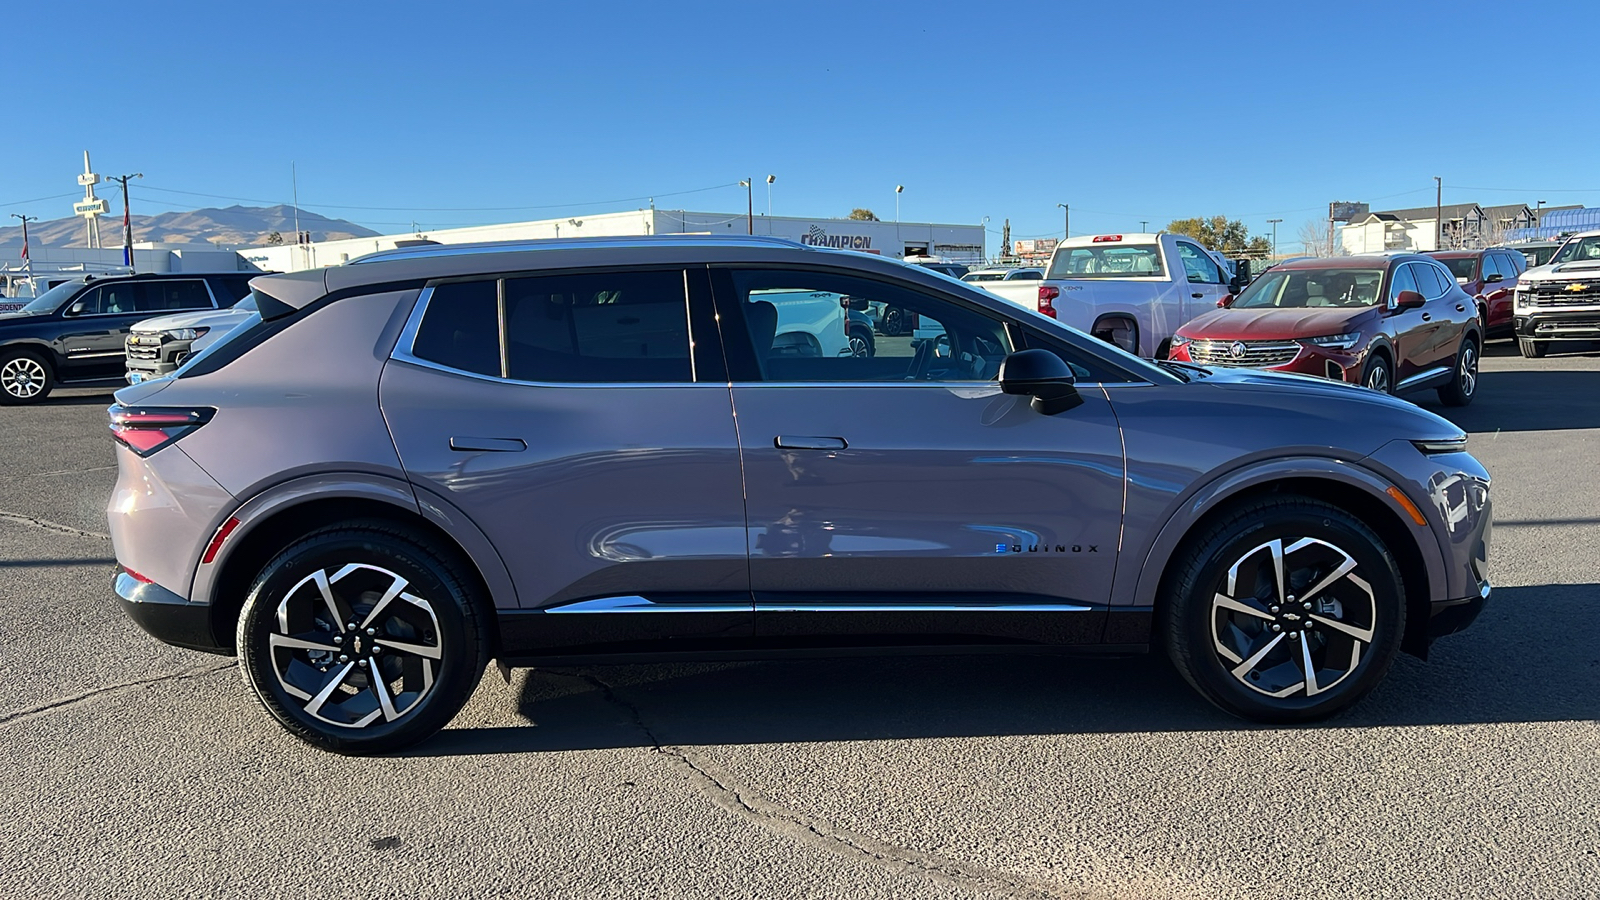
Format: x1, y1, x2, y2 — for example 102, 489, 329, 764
848, 208, 879, 221
1166, 215, 1271, 256
265, 230, 284, 245
1296, 220, 1346, 257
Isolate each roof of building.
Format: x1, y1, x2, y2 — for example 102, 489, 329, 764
1482, 204, 1532, 221
1363, 203, 1484, 223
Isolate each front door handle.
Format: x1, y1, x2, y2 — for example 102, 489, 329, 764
1191, 292, 1204, 299
449, 436, 527, 452
1421, 313, 1432, 321
774, 435, 847, 450
1456, 303, 1467, 312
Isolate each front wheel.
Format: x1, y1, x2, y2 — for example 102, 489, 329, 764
1162, 497, 1405, 723
0, 350, 54, 405
236, 521, 489, 754
1437, 338, 1478, 407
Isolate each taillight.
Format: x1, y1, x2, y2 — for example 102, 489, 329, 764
1037, 285, 1060, 319
108, 405, 214, 457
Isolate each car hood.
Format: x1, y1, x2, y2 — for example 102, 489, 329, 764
1177, 306, 1372, 340
129, 307, 253, 333
1185, 364, 1465, 444
1521, 260, 1600, 282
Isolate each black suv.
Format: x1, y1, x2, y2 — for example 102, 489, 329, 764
0, 272, 256, 404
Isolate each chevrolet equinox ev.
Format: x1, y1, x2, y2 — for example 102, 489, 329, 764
108, 237, 1493, 754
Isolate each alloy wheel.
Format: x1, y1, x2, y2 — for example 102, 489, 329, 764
1, 357, 46, 400
267, 563, 443, 728
849, 334, 871, 358
1458, 344, 1477, 397
1365, 364, 1389, 394
1209, 537, 1377, 699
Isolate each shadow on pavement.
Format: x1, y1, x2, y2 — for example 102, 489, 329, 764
411, 583, 1600, 756
1420, 368, 1600, 432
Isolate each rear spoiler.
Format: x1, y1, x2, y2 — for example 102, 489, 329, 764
247, 270, 328, 321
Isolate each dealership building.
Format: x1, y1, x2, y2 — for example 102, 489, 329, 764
239, 209, 987, 273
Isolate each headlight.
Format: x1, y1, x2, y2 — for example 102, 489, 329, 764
1304, 332, 1360, 350
1170, 334, 1192, 348
163, 327, 209, 342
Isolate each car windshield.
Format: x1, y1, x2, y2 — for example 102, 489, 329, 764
1550, 236, 1600, 265
962, 272, 1007, 282
1437, 257, 1477, 281
1231, 268, 1385, 309
1046, 244, 1164, 278
16, 280, 85, 315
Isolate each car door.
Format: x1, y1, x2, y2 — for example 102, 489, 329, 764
1175, 241, 1228, 327
55, 281, 148, 378
1383, 263, 1432, 384
1410, 261, 1465, 373
379, 268, 752, 656
710, 264, 1125, 647
1483, 253, 1516, 329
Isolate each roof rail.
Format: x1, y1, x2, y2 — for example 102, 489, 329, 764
348, 234, 809, 265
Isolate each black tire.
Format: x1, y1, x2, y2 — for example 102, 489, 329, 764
1093, 317, 1140, 356
1361, 354, 1392, 394
1437, 337, 1479, 407
1518, 338, 1547, 359
880, 306, 905, 337
1162, 496, 1405, 723
0, 349, 54, 405
236, 520, 489, 754
849, 327, 874, 358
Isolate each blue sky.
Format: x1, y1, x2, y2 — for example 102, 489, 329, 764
4, 0, 1597, 252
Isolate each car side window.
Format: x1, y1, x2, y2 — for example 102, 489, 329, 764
502, 270, 691, 383
67, 282, 143, 316
1388, 264, 1418, 303
139, 280, 213, 312
1177, 243, 1222, 284
722, 269, 1011, 383
1482, 255, 1504, 280
1504, 252, 1525, 274
1422, 263, 1454, 299
411, 280, 501, 377
64, 287, 102, 316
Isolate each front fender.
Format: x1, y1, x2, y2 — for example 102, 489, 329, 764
1121, 455, 1450, 611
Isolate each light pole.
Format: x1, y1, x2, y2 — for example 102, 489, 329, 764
895, 185, 903, 223
1140, 221, 1148, 232
738, 179, 753, 234
766, 175, 775, 217
11, 214, 37, 281
108, 173, 143, 271
1056, 203, 1069, 240
981, 216, 990, 261
1267, 218, 1282, 258
1434, 176, 1442, 249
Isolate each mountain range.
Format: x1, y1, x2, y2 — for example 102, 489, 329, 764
0, 204, 380, 249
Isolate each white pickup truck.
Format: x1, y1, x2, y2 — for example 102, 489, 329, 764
979, 233, 1248, 358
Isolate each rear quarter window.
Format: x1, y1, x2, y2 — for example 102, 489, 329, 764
411, 281, 501, 377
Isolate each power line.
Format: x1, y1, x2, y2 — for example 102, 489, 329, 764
0, 192, 80, 207
134, 181, 742, 213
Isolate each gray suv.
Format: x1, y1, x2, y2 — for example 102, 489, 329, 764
108, 237, 1493, 754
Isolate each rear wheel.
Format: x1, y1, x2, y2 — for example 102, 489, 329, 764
1518, 338, 1547, 359
880, 306, 906, 337
1163, 497, 1405, 723
1437, 337, 1478, 406
1093, 317, 1140, 356
849, 327, 874, 358
0, 350, 53, 405
236, 521, 489, 754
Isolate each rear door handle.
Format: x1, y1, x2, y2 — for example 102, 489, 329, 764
1456, 304, 1467, 311
1191, 292, 1205, 299
449, 436, 527, 452
774, 435, 847, 450
1421, 313, 1432, 321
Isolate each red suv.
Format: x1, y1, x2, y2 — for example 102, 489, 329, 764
1167, 255, 1483, 406
1426, 248, 1524, 337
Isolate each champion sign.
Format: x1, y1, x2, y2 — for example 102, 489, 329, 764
801, 225, 873, 251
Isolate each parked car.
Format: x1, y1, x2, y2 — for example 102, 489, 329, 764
1425, 248, 1524, 337
109, 235, 1491, 754
126, 293, 262, 384
903, 257, 970, 280
1167, 255, 1484, 406
1509, 240, 1563, 269
980, 233, 1249, 358
0, 271, 258, 404
1511, 229, 1600, 357
961, 267, 1044, 283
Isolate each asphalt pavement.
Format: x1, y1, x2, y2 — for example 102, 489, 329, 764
2, 342, 1597, 899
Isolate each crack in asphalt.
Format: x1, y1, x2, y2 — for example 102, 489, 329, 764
0, 510, 111, 541
0, 661, 237, 727
572, 672, 1083, 900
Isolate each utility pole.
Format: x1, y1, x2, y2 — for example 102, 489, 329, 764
1440, 175, 1452, 248
1140, 220, 1148, 232
11, 214, 37, 282
1267, 218, 1282, 258
895, 185, 904, 223
766, 174, 775, 217
738, 179, 753, 234
107, 173, 143, 271
1002, 218, 1011, 259
1056, 203, 1069, 240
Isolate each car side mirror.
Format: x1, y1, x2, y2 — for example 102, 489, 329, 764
999, 348, 1081, 415
1228, 273, 1249, 293
1218, 294, 1236, 308
843, 297, 870, 311
1484, 272, 1504, 284
66, 301, 86, 316
1395, 290, 1426, 310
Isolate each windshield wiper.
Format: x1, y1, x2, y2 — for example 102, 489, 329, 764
1159, 360, 1210, 381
